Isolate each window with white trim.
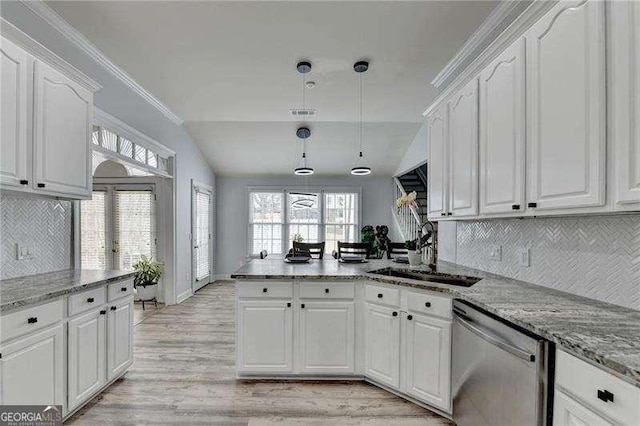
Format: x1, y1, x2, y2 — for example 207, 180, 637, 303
248, 188, 359, 256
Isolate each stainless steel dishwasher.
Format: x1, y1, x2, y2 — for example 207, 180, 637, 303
452, 300, 553, 426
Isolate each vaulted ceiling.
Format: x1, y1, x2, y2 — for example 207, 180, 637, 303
47, 0, 498, 176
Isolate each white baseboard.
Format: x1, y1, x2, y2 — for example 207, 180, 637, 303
214, 274, 233, 281
176, 288, 193, 303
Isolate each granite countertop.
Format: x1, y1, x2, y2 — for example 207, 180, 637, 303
0, 269, 136, 313
232, 258, 640, 388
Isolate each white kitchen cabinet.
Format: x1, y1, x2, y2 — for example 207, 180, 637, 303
364, 302, 400, 389
33, 60, 93, 199
68, 308, 106, 410
479, 38, 526, 215
237, 300, 293, 373
427, 104, 448, 219
298, 301, 355, 374
0, 37, 29, 189
611, 0, 640, 207
403, 312, 451, 412
554, 390, 613, 426
107, 297, 134, 381
0, 324, 65, 409
525, 0, 606, 211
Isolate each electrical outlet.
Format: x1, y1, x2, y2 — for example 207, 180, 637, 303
519, 247, 531, 267
16, 243, 35, 260
489, 245, 502, 261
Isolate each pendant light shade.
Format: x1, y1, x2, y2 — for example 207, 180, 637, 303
293, 62, 315, 176
352, 60, 371, 176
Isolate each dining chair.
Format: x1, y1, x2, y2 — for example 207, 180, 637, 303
387, 242, 408, 259
293, 241, 325, 259
337, 241, 372, 259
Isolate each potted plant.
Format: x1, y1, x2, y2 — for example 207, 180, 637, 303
132, 255, 163, 307
405, 239, 421, 267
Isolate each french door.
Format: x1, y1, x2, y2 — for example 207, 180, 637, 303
192, 181, 213, 291
80, 184, 156, 270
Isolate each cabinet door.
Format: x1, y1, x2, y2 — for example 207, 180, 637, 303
404, 313, 452, 412
612, 0, 640, 205
33, 60, 93, 198
553, 390, 613, 426
68, 308, 106, 410
107, 298, 133, 381
427, 104, 448, 219
526, 0, 606, 210
0, 325, 64, 409
237, 300, 293, 373
479, 38, 526, 215
0, 37, 29, 188
448, 78, 479, 217
364, 303, 400, 389
298, 301, 355, 374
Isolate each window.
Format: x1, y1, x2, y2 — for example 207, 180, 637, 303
115, 190, 155, 270
248, 188, 359, 256
249, 192, 284, 255
80, 191, 107, 269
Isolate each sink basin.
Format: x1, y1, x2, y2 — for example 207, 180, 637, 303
368, 267, 481, 287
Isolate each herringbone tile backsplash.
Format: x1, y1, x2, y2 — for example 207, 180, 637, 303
453, 215, 640, 310
0, 193, 72, 280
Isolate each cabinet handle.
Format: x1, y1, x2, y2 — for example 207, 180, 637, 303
121, 287, 127, 292
37, 183, 45, 188
325, 288, 330, 294
407, 315, 413, 321
100, 310, 107, 315
110, 306, 117, 311
87, 297, 95, 303
425, 302, 431, 308
597, 389, 614, 403
440, 213, 446, 217
392, 311, 398, 317
377, 293, 383, 299
301, 304, 305, 309
27, 317, 38, 324
447, 212, 453, 216
19, 179, 28, 185
528, 202, 537, 208
263, 288, 268, 293
512, 204, 520, 210
287, 302, 291, 307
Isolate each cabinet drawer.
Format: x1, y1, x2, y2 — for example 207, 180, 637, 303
236, 281, 293, 298
365, 284, 400, 307
1, 299, 64, 342
68, 286, 106, 317
300, 282, 354, 299
407, 291, 452, 319
555, 350, 640, 425
108, 279, 134, 302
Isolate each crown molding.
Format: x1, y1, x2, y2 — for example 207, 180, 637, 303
424, 0, 558, 117
20, 0, 184, 126
1, 17, 101, 92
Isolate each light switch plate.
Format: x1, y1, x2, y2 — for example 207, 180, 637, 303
519, 247, 530, 267
489, 245, 502, 261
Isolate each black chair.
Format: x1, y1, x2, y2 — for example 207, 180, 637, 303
387, 242, 408, 259
259, 250, 268, 259
336, 241, 372, 259
293, 241, 325, 259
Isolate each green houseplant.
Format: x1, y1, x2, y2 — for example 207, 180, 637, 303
132, 255, 163, 306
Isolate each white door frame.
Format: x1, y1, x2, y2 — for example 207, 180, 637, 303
191, 179, 214, 292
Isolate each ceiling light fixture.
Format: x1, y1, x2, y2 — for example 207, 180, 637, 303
351, 60, 372, 176
294, 62, 315, 176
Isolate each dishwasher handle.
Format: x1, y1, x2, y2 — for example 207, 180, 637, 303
454, 311, 536, 362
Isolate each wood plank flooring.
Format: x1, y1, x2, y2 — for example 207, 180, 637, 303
67, 282, 452, 425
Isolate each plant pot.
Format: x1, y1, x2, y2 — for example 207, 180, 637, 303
407, 250, 421, 267
135, 282, 157, 301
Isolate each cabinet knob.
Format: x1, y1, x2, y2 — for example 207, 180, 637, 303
301, 304, 305, 309
512, 204, 520, 210
263, 288, 268, 293
110, 306, 117, 311
407, 315, 413, 321
19, 179, 28, 185
392, 311, 398, 317
27, 317, 38, 324
528, 202, 537, 208
100, 310, 107, 315
87, 297, 95, 303
121, 287, 127, 292
287, 302, 291, 308
425, 302, 431, 308
597, 389, 614, 403
325, 288, 330, 294
377, 293, 383, 298
37, 183, 45, 188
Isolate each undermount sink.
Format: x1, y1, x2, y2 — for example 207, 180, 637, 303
368, 267, 481, 287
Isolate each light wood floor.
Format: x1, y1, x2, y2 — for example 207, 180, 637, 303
67, 282, 452, 425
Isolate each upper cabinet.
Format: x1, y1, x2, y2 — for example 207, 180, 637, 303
479, 38, 526, 215
525, 0, 606, 211
448, 78, 479, 218
427, 104, 448, 219
0, 35, 97, 200
611, 0, 640, 207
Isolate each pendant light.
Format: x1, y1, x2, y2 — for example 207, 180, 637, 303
351, 60, 371, 176
294, 126, 314, 175
293, 61, 315, 176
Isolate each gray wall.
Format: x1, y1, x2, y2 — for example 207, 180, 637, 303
1, 3, 216, 298
216, 176, 398, 276
394, 123, 427, 177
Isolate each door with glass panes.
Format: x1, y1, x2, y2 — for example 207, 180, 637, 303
80, 185, 156, 270
192, 182, 213, 291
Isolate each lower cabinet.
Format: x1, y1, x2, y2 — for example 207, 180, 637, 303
554, 390, 613, 426
298, 301, 355, 374
404, 312, 451, 412
237, 299, 293, 373
364, 303, 401, 388
0, 324, 65, 408
68, 308, 106, 410
107, 298, 134, 380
